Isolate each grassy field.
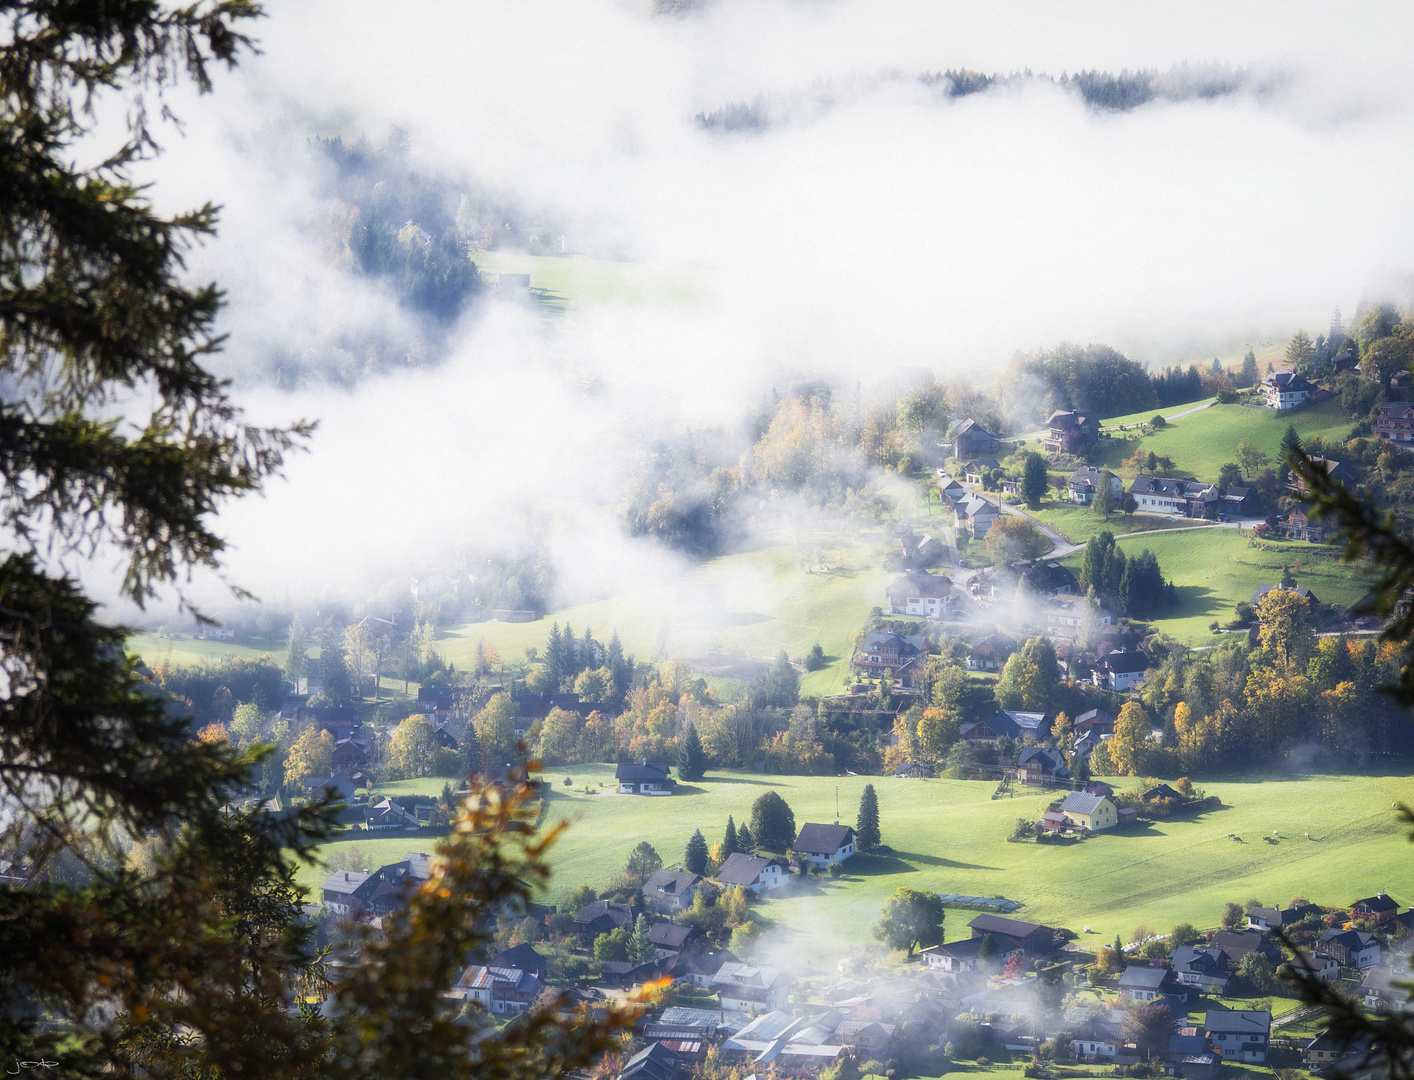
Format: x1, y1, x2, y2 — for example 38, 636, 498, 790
435, 536, 893, 697
1103, 398, 1217, 429
1092, 399, 1356, 483
294, 764, 1414, 971
1024, 502, 1217, 546
1058, 527, 1369, 643
125, 633, 291, 668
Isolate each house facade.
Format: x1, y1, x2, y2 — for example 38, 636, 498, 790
920, 934, 1023, 972
1316, 929, 1382, 969
1376, 401, 1414, 448
1017, 746, 1069, 787
1285, 504, 1329, 542
884, 571, 952, 617
1044, 410, 1099, 452
1057, 791, 1117, 832
644, 869, 701, 913
852, 632, 931, 689
1092, 650, 1149, 692
960, 709, 1050, 744
712, 962, 792, 1012
967, 914, 1056, 957
954, 419, 1003, 460
793, 823, 856, 866
1352, 894, 1399, 923
1263, 370, 1314, 410
1205, 1010, 1270, 1063
716, 853, 789, 897
967, 633, 1017, 672
616, 762, 677, 795
1128, 476, 1218, 517
1068, 466, 1122, 505
954, 494, 1000, 538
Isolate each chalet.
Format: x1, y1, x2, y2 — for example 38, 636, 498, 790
1072, 730, 1106, 760
649, 922, 697, 959
1289, 949, 1340, 983
1211, 929, 1281, 967
1092, 650, 1149, 692
968, 914, 1056, 957
793, 823, 856, 866
1304, 1028, 1371, 1071
1044, 410, 1100, 452
1017, 746, 1069, 788
1251, 584, 1320, 610
1247, 903, 1322, 931
1144, 783, 1182, 802
332, 736, 369, 777
1262, 369, 1314, 410
1204, 1010, 1270, 1063
644, 869, 701, 913
360, 852, 435, 917
1316, 928, 1382, 969
574, 899, 634, 944
894, 761, 935, 778
937, 475, 967, 504
965, 458, 1001, 484
453, 963, 544, 1015
920, 934, 1023, 972
1128, 475, 1217, 517
1352, 894, 1400, 923
1028, 561, 1080, 595
1043, 594, 1112, 637
416, 685, 461, 723
490, 943, 547, 980
884, 571, 952, 617
1068, 466, 1122, 505
1362, 966, 1414, 1012
1074, 708, 1117, 735
1284, 504, 1328, 542
716, 853, 789, 897
967, 632, 1017, 672
1001, 479, 1020, 496
433, 722, 460, 750
899, 532, 948, 564
1119, 965, 1178, 1002
1287, 456, 1352, 495
852, 632, 931, 689
1376, 401, 1414, 449
364, 797, 419, 831
954, 493, 1000, 538
1169, 945, 1231, 994
304, 774, 359, 802
712, 962, 792, 1012
1221, 485, 1254, 515
322, 869, 375, 916
616, 761, 676, 795
954, 418, 1003, 460
960, 709, 1049, 744
1056, 791, 1117, 832
619, 1042, 681, 1080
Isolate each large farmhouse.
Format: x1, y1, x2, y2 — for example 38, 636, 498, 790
884, 571, 952, 617
1262, 370, 1314, 411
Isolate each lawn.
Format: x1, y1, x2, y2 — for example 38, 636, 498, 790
125, 633, 292, 668
471, 250, 700, 312
1103, 398, 1218, 429
1058, 527, 1370, 643
1090, 399, 1356, 484
293, 765, 1414, 972
1024, 501, 1217, 546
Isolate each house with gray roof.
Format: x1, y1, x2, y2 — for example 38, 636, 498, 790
1056, 790, 1118, 831
1204, 1009, 1270, 1063
954, 493, 1000, 538
793, 823, 855, 865
960, 709, 1049, 743
716, 853, 789, 896
1119, 965, 1177, 1002
644, 868, 701, 913
616, 761, 676, 795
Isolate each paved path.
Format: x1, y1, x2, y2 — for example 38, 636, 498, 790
1162, 399, 1216, 421
994, 500, 1083, 557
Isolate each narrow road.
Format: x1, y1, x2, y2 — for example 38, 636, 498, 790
993, 500, 1082, 557
1162, 399, 1216, 421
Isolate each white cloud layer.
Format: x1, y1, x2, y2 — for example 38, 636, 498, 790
117, 0, 1414, 617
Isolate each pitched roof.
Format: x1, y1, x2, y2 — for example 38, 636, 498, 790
1059, 791, 1110, 816
956, 493, 998, 518
575, 899, 634, 928
649, 922, 694, 949
1119, 966, 1173, 989
968, 913, 1048, 939
490, 942, 546, 976
886, 571, 952, 600
860, 632, 930, 653
616, 762, 674, 783
1074, 708, 1117, 728
621, 1042, 680, 1080
1264, 369, 1315, 392
963, 709, 1048, 739
645, 868, 701, 898
955, 418, 1001, 440
1204, 1010, 1270, 1036
1353, 893, 1399, 913
1018, 746, 1066, 771
794, 823, 854, 855
322, 869, 372, 896
1097, 650, 1149, 674
716, 853, 781, 887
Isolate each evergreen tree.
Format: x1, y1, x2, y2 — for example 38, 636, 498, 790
318, 630, 354, 703
457, 722, 482, 778
736, 823, 753, 850
1021, 451, 1049, 508
629, 914, 655, 965
678, 720, 706, 781
1075, 756, 1092, 785
856, 783, 881, 852
562, 624, 579, 682
751, 650, 800, 709
581, 627, 599, 671
545, 622, 564, 684
1240, 349, 1258, 387
723, 815, 739, 856
684, 829, 709, 874
606, 630, 628, 696
1280, 422, 1302, 464
284, 617, 308, 693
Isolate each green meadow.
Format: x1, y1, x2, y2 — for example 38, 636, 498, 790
471, 250, 700, 312
1093, 399, 1356, 484
296, 764, 1414, 968
1058, 527, 1370, 643
1023, 502, 1216, 546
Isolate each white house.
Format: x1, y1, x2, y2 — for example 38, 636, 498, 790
1263, 370, 1315, 411
716, 853, 789, 897
793, 823, 855, 866
712, 962, 792, 1012
1092, 650, 1149, 692
1067, 466, 1122, 505
954, 494, 1000, 538
615, 761, 677, 795
884, 570, 952, 618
